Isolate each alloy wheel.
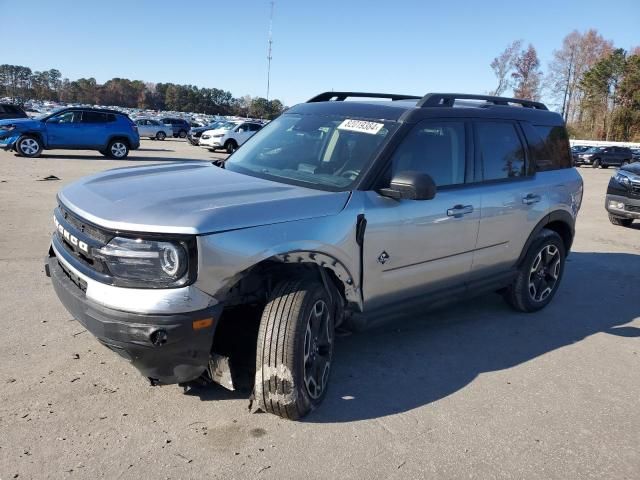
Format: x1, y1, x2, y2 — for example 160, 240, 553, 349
19, 138, 39, 156
528, 244, 561, 302
111, 142, 127, 158
303, 300, 333, 399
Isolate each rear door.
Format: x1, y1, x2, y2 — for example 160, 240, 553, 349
363, 119, 481, 309
470, 120, 548, 279
79, 111, 108, 147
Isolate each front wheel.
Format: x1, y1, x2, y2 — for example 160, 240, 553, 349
156, 131, 166, 141
255, 279, 335, 420
225, 140, 238, 154
504, 229, 566, 313
16, 135, 43, 158
106, 139, 129, 159
608, 214, 633, 227
592, 158, 601, 168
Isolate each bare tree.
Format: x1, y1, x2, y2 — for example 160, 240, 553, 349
512, 44, 542, 100
490, 40, 522, 96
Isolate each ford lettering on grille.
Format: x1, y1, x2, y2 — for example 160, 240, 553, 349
54, 216, 89, 253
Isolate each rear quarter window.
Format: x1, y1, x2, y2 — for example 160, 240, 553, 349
529, 125, 572, 171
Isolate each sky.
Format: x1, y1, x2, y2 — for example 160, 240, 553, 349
2, 0, 638, 108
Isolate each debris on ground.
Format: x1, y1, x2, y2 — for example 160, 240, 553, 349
37, 175, 60, 181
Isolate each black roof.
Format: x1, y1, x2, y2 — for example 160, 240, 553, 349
59, 106, 125, 115
288, 91, 563, 126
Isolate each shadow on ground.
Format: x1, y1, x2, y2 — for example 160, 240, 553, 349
188, 252, 639, 422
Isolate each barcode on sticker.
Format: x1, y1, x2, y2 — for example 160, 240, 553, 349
337, 119, 384, 135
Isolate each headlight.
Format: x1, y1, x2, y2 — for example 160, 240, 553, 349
201, 134, 210, 139
614, 172, 632, 188
212, 134, 224, 138
94, 237, 191, 288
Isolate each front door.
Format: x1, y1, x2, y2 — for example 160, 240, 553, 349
363, 120, 480, 309
45, 110, 82, 147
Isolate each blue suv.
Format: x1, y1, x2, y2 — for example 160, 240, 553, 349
0, 107, 140, 159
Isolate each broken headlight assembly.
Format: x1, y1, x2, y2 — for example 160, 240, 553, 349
94, 237, 194, 288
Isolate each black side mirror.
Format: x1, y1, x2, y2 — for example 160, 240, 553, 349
379, 171, 436, 200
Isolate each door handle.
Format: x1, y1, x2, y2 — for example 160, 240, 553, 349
447, 204, 474, 217
522, 193, 541, 205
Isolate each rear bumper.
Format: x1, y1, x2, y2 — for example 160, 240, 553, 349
605, 194, 640, 219
46, 255, 222, 384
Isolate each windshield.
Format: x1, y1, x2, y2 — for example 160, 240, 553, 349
585, 147, 602, 153
225, 113, 398, 191
218, 122, 239, 131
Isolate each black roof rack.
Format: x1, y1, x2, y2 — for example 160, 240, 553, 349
307, 92, 422, 103
417, 93, 548, 110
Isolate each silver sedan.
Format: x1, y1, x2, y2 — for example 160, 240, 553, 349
134, 118, 172, 140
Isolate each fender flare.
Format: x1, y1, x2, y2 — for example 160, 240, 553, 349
515, 210, 575, 267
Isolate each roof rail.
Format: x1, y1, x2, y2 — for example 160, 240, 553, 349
417, 93, 548, 110
307, 92, 422, 103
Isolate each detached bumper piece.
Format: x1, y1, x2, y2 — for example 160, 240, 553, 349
47, 256, 222, 384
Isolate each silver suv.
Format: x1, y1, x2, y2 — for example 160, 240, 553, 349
46, 92, 583, 420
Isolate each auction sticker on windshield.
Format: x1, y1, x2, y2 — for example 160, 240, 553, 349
337, 119, 384, 135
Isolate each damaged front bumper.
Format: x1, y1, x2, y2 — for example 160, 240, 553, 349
0, 132, 19, 150
46, 254, 223, 385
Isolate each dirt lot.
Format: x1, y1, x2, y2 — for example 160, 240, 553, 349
0, 139, 638, 479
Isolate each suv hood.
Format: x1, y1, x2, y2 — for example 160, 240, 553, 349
0, 118, 40, 128
621, 162, 640, 176
58, 162, 351, 235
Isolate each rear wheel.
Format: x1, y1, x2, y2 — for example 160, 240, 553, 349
255, 279, 335, 420
16, 135, 43, 158
225, 140, 238, 154
106, 139, 129, 159
156, 131, 166, 141
504, 229, 566, 313
608, 214, 633, 227
178, 130, 187, 138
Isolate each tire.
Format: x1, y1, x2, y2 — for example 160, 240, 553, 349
504, 229, 566, 313
255, 279, 335, 420
601, 165, 609, 169
225, 140, 238, 154
592, 158, 601, 168
608, 214, 633, 227
106, 139, 129, 159
16, 135, 43, 158
178, 130, 187, 139
156, 131, 166, 141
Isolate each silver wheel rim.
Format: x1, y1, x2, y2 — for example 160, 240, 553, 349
20, 138, 39, 155
111, 142, 127, 158
528, 244, 561, 302
303, 300, 333, 400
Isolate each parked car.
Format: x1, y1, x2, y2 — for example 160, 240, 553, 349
605, 162, 640, 227
160, 117, 190, 138
187, 121, 226, 145
0, 107, 140, 158
631, 148, 640, 162
45, 92, 582, 420
134, 118, 172, 140
574, 146, 633, 168
199, 120, 263, 153
0, 103, 28, 120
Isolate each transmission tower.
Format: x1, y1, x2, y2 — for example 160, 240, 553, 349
266, 1, 275, 101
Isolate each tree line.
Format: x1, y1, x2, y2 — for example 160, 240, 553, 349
0, 65, 285, 119
490, 30, 640, 142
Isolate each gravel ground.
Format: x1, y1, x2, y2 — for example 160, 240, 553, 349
0, 140, 638, 479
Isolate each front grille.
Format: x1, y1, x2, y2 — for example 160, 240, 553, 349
55, 205, 113, 276
631, 183, 640, 195
59, 206, 112, 243
626, 204, 640, 213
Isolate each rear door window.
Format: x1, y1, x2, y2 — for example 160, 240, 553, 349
81, 112, 107, 123
475, 121, 526, 181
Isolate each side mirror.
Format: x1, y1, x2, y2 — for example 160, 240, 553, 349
379, 171, 436, 201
